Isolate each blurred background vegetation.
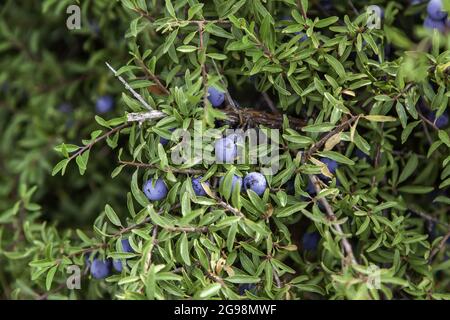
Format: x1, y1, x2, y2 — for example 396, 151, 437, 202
0, 0, 449, 299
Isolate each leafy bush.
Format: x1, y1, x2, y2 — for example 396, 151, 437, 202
1, 0, 449, 300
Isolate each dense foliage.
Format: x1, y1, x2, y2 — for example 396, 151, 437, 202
0, 0, 449, 300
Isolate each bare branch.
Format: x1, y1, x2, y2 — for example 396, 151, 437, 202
105, 62, 153, 111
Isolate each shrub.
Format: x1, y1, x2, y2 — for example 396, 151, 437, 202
1, 0, 450, 300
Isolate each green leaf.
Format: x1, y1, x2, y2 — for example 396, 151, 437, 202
179, 232, 191, 266
198, 283, 221, 299
46, 265, 58, 291
105, 204, 122, 227
398, 154, 418, 184
317, 151, 355, 165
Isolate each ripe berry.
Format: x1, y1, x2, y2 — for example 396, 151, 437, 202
427, 0, 447, 21
160, 128, 175, 145
220, 175, 243, 193
354, 148, 370, 161
113, 239, 134, 272
320, 157, 338, 174
90, 258, 112, 279
238, 283, 257, 296
207, 86, 225, 107
423, 16, 446, 32
243, 172, 267, 196
302, 232, 320, 251
428, 111, 449, 128
143, 178, 168, 201
192, 176, 210, 196
95, 95, 114, 114
215, 137, 237, 163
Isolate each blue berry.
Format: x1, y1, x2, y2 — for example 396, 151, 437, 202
220, 175, 242, 193
427, 0, 447, 20
302, 232, 320, 251
423, 16, 446, 32
355, 148, 370, 161
238, 283, 257, 296
160, 128, 175, 145
306, 178, 316, 195
90, 258, 112, 279
95, 95, 114, 114
143, 178, 168, 201
428, 111, 449, 128
215, 137, 237, 163
58, 103, 72, 113
320, 157, 338, 176
207, 87, 225, 107
285, 179, 295, 195
113, 239, 134, 272
192, 176, 210, 196
243, 172, 267, 196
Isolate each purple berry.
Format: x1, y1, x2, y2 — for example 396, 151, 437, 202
58, 103, 72, 113
428, 111, 449, 128
215, 137, 237, 163
113, 239, 134, 272
207, 86, 225, 107
427, 0, 447, 20
424, 16, 446, 32
320, 157, 338, 174
220, 175, 242, 193
302, 232, 320, 251
90, 258, 112, 279
95, 95, 114, 114
238, 283, 257, 295
143, 178, 168, 201
355, 148, 370, 161
243, 172, 267, 196
192, 176, 210, 196
306, 178, 316, 195
160, 128, 175, 145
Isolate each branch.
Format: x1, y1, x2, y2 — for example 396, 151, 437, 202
309, 175, 356, 265
429, 230, 450, 262
135, 58, 170, 96
68, 123, 130, 162
126, 110, 166, 123
305, 115, 358, 159
118, 160, 206, 175
105, 62, 153, 111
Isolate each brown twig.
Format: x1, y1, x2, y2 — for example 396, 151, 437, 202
261, 92, 279, 114
309, 175, 356, 265
305, 115, 359, 159
68, 123, 131, 162
135, 59, 170, 96
429, 230, 450, 262
197, 21, 209, 110
222, 105, 305, 130
118, 160, 205, 175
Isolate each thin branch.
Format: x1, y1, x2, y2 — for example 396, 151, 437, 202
135, 58, 170, 96
429, 230, 450, 262
261, 91, 279, 114
197, 21, 209, 110
309, 175, 356, 265
68, 123, 130, 162
118, 160, 206, 174
127, 110, 166, 123
105, 62, 153, 110
216, 198, 245, 218
305, 115, 359, 159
